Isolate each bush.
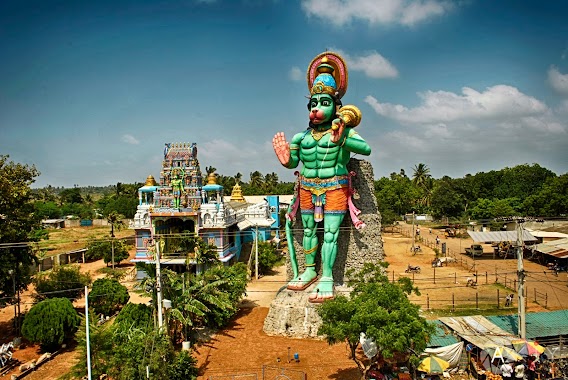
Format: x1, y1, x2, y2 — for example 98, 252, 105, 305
114, 302, 153, 331
255, 241, 281, 275
170, 350, 198, 380
33, 265, 91, 302
21, 297, 80, 351
90, 278, 130, 317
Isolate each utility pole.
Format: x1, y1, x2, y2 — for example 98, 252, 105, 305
255, 224, 259, 280
516, 218, 526, 339
85, 285, 92, 380
155, 237, 164, 329
411, 211, 416, 253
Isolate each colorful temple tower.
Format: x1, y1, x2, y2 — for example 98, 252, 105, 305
131, 142, 278, 270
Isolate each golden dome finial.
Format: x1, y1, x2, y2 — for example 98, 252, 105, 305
207, 172, 217, 185
145, 175, 157, 186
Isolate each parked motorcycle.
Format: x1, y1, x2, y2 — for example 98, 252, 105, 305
405, 264, 421, 273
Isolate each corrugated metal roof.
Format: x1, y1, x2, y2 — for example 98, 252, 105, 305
467, 230, 537, 243
535, 239, 568, 258
525, 230, 568, 239
428, 320, 460, 347
487, 310, 568, 339
438, 315, 519, 349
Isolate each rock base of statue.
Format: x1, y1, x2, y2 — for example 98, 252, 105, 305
263, 159, 384, 338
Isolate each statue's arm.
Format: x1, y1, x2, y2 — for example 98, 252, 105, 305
286, 133, 303, 169
273, 131, 302, 169
342, 129, 371, 156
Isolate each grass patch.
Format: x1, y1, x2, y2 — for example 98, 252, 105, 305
96, 267, 129, 280
37, 226, 134, 256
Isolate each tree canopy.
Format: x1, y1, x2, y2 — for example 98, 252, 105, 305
317, 263, 434, 378
0, 155, 42, 301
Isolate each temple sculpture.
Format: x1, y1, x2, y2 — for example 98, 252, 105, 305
272, 51, 371, 303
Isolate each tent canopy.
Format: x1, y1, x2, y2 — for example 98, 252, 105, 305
467, 230, 537, 243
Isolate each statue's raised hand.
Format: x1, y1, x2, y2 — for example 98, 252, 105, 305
330, 113, 346, 144
272, 132, 290, 167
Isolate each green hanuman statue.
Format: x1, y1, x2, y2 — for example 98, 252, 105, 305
272, 52, 371, 303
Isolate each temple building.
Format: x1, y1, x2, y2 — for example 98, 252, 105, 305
130, 142, 280, 271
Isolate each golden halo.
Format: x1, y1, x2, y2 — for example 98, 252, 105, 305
306, 51, 349, 99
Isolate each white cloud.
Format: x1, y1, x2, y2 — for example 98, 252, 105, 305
548, 66, 568, 95
289, 66, 303, 81
301, 0, 453, 27
121, 134, 140, 145
365, 85, 548, 124
341, 50, 398, 79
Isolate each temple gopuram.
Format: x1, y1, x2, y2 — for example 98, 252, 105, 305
130, 142, 281, 271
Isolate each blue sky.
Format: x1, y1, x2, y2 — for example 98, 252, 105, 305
1, 0, 567, 188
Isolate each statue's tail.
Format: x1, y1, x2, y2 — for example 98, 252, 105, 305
285, 212, 298, 279
285, 176, 301, 279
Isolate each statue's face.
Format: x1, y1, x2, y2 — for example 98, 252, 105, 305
308, 94, 335, 125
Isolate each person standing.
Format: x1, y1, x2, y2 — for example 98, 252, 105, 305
527, 356, 536, 380
514, 360, 525, 380
501, 360, 513, 380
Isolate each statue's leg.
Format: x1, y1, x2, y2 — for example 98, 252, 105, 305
308, 213, 344, 302
287, 189, 319, 290
309, 187, 349, 303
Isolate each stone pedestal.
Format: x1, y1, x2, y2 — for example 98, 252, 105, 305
263, 159, 384, 337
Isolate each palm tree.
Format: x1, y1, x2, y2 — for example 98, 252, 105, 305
234, 172, 242, 184
264, 172, 279, 193
412, 163, 431, 188
249, 171, 264, 191
107, 211, 126, 269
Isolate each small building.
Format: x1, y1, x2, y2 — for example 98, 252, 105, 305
41, 218, 66, 229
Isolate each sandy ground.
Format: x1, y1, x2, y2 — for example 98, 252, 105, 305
2, 224, 567, 379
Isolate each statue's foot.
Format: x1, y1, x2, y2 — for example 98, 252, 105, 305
308, 276, 335, 303
287, 269, 318, 291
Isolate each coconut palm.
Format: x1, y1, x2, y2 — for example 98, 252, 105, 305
412, 163, 431, 188
249, 171, 264, 191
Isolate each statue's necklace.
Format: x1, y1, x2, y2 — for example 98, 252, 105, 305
311, 128, 331, 141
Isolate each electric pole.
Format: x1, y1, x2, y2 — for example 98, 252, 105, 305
516, 218, 526, 339
255, 224, 259, 280
155, 237, 164, 329
85, 285, 92, 380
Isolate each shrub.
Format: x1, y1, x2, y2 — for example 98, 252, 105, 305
170, 350, 198, 380
256, 241, 281, 275
114, 302, 153, 331
89, 278, 130, 317
33, 265, 91, 302
21, 297, 80, 351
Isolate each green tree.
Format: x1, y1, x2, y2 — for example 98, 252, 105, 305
317, 263, 433, 379
33, 201, 62, 219
114, 302, 153, 332
72, 316, 114, 379
523, 174, 568, 216
59, 187, 84, 205
90, 278, 130, 317
430, 177, 464, 219
0, 155, 42, 301
249, 170, 264, 192
21, 297, 80, 351
33, 265, 91, 302
107, 211, 127, 268
412, 163, 431, 188
254, 241, 281, 275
